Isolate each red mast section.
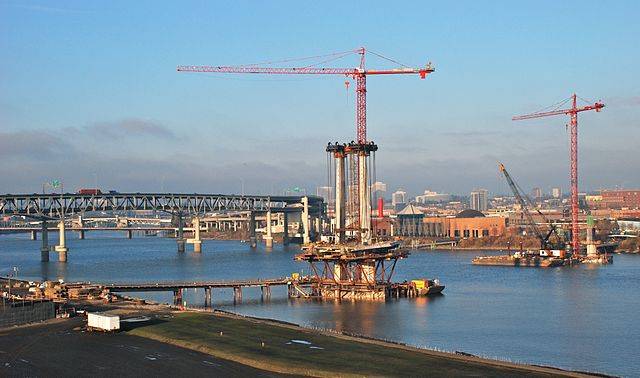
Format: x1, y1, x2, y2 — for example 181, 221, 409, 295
177, 48, 434, 143
513, 94, 604, 255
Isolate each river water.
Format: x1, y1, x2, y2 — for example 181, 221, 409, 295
1, 232, 638, 377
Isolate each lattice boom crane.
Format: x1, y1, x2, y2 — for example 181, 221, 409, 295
512, 94, 604, 255
177, 47, 434, 143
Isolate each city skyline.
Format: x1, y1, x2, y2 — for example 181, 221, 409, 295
2, 1, 639, 195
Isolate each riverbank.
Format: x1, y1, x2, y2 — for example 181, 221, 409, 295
126, 309, 600, 377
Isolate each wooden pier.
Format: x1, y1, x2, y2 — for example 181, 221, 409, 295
103, 277, 309, 307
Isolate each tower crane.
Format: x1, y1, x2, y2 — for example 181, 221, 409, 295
177, 47, 434, 143
499, 163, 565, 253
513, 94, 604, 255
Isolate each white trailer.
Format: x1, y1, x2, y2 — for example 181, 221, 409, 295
87, 312, 120, 332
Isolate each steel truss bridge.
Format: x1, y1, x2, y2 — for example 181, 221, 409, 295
0, 193, 324, 219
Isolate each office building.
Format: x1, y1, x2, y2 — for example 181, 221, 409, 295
470, 189, 488, 212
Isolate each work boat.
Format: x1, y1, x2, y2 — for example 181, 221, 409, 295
411, 278, 445, 296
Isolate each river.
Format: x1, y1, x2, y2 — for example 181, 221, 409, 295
1, 232, 638, 377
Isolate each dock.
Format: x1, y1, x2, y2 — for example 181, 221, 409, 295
103, 277, 312, 306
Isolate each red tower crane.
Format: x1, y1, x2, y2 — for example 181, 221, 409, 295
513, 94, 605, 255
177, 47, 434, 143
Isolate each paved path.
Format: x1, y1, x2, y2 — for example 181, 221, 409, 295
0, 318, 287, 377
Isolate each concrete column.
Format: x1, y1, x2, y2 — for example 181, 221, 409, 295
176, 213, 185, 253
586, 216, 597, 256
358, 153, 371, 244
30, 230, 37, 240
302, 197, 310, 244
55, 220, 68, 262
335, 152, 346, 243
264, 211, 273, 248
283, 212, 290, 245
78, 229, 85, 240
127, 229, 133, 239
249, 212, 257, 248
204, 286, 212, 308
193, 216, 202, 253
40, 221, 49, 262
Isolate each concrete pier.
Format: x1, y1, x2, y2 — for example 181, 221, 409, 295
261, 285, 271, 301
233, 287, 243, 303
249, 212, 257, 248
193, 216, 202, 253
264, 211, 273, 248
78, 230, 85, 240
127, 230, 133, 239
176, 213, 185, 253
282, 212, 290, 245
335, 150, 346, 243
40, 221, 49, 262
204, 286, 212, 307
30, 230, 37, 240
55, 221, 68, 263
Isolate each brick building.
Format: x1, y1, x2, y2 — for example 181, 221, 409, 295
423, 209, 507, 238
599, 190, 640, 209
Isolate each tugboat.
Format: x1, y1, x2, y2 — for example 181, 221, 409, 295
411, 278, 445, 296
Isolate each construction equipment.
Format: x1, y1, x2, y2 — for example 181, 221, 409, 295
499, 163, 565, 252
177, 47, 434, 144
513, 94, 604, 255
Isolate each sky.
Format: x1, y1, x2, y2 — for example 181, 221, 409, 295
1, 0, 639, 197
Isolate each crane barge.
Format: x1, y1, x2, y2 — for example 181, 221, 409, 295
473, 163, 571, 267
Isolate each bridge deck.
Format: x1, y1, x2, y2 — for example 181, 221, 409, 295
104, 277, 299, 292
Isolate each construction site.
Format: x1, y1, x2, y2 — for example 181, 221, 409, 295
178, 48, 442, 300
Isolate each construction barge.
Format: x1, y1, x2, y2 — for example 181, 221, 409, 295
472, 249, 613, 267
293, 241, 444, 300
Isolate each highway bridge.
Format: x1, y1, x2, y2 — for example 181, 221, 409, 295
0, 193, 325, 262
0, 192, 324, 218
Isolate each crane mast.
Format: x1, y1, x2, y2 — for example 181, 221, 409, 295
513, 94, 604, 255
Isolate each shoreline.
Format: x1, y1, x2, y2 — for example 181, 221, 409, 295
63, 298, 608, 377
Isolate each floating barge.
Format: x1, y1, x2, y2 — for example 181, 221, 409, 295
293, 241, 443, 300
473, 249, 612, 267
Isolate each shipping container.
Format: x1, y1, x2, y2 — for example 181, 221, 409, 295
87, 312, 120, 331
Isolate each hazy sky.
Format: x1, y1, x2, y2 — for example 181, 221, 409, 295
2, 1, 639, 197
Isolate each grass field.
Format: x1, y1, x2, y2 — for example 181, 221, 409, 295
127, 312, 586, 377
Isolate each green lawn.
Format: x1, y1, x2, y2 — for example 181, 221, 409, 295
127, 312, 575, 377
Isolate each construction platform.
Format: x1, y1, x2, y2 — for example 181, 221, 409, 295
292, 241, 443, 300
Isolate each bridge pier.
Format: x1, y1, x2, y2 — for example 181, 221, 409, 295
127, 229, 133, 239
204, 286, 212, 308
283, 212, 289, 245
261, 285, 271, 301
249, 212, 257, 248
264, 211, 273, 248
78, 230, 85, 240
40, 221, 49, 262
173, 288, 183, 307
233, 286, 242, 303
176, 213, 185, 253
193, 216, 202, 253
30, 230, 37, 240
55, 220, 68, 263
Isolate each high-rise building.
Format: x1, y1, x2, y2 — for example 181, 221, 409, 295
470, 189, 488, 212
391, 189, 407, 210
552, 187, 562, 198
